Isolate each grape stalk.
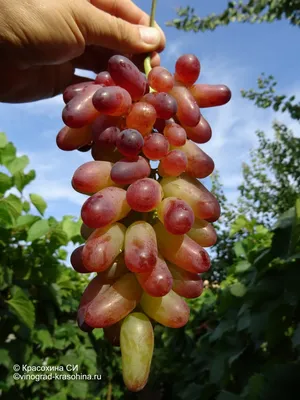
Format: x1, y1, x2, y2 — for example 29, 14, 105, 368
56, 0, 231, 391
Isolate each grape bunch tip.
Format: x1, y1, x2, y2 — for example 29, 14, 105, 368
57, 49, 231, 392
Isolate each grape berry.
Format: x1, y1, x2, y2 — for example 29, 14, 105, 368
57, 53, 231, 392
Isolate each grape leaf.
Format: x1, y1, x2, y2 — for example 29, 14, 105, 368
29, 193, 47, 216
230, 282, 247, 297
0, 142, 16, 167
27, 219, 50, 242
0, 172, 12, 194
16, 215, 40, 228
6, 155, 29, 175
0, 200, 15, 227
0, 132, 8, 148
7, 286, 35, 330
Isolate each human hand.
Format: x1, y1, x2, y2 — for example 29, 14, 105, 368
0, 0, 165, 103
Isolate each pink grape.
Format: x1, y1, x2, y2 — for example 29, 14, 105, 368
159, 150, 187, 176
78, 273, 142, 328
157, 197, 194, 235
170, 85, 200, 127
95, 71, 115, 86
110, 156, 150, 185
72, 161, 116, 195
187, 219, 217, 247
92, 86, 132, 116
116, 129, 144, 158
108, 55, 147, 101
142, 92, 177, 119
126, 102, 157, 136
182, 116, 212, 144
81, 223, 126, 272
91, 143, 122, 163
161, 174, 220, 222
168, 263, 203, 299
175, 54, 201, 86
70, 245, 90, 273
143, 133, 169, 160
136, 253, 172, 297
163, 122, 186, 146
126, 178, 163, 212
62, 84, 103, 128
154, 222, 211, 273
92, 123, 122, 162
125, 221, 158, 273
190, 84, 231, 107
172, 140, 214, 179
92, 115, 122, 138
63, 81, 95, 104
81, 187, 130, 228
140, 290, 190, 328
56, 125, 92, 151
148, 66, 174, 92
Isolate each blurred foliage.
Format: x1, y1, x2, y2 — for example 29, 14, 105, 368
0, 133, 124, 400
241, 74, 300, 120
167, 1, 300, 32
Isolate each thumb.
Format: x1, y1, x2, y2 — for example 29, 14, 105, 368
76, 2, 165, 54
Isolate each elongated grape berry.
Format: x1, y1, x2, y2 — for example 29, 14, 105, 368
148, 66, 174, 92
116, 129, 144, 158
126, 178, 163, 212
108, 55, 147, 101
175, 54, 201, 86
143, 133, 169, 160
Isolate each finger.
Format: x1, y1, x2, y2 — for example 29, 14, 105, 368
76, 2, 165, 54
90, 0, 166, 49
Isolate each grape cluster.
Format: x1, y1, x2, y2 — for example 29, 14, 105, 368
57, 53, 231, 392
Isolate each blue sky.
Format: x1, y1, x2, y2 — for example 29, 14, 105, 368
0, 0, 299, 225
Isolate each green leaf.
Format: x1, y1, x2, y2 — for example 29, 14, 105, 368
35, 329, 53, 351
7, 286, 35, 330
0, 200, 15, 227
230, 215, 251, 236
0, 348, 12, 369
0, 142, 16, 166
233, 242, 246, 258
6, 155, 29, 175
14, 170, 36, 192
0, 132, 8, 148
15, 215, 40, 228
68, 381, 89, 399
62, 217, 81, 240
23, 200, 30, 212
48, 394, 67, 400
5, 194, 23, 217
27, 219, 50, 242
29, 193, 47, 216
50, 228, 69, 246
0, 172, 12, 194
230, 282, 247, 297
235, 260, 251, 273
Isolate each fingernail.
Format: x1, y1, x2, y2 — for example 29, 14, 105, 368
139, 26, 161, 45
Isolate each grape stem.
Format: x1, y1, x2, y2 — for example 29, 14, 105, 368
144, 0, 158, 79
